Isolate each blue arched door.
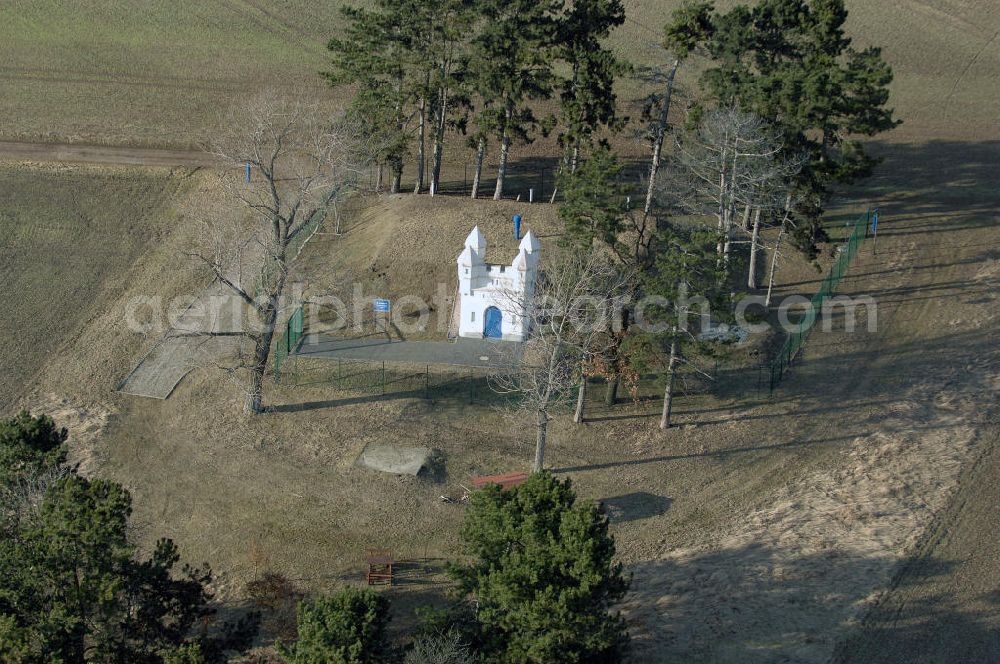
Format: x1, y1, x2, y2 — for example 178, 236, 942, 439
484, 306, 503, 338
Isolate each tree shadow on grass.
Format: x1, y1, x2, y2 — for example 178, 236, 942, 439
624, 543, 1000, 663
600, 492, 672, 524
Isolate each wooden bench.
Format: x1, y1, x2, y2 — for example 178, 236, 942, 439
365, 548, 394, 586
470, 471, 530, 491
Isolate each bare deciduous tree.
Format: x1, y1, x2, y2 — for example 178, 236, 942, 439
404, 630, 476, 664
489, 250, 628, 472
190, 95, 370, 414
668, 107, 801, 279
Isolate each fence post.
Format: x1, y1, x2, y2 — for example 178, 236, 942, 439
424, 365, 429, 400
382, 361, 386, 395
337, 358, 342, 388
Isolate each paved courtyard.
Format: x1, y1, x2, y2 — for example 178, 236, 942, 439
296, 333, 522, 368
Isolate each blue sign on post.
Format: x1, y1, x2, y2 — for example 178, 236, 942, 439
373, 299, 390, 313
871, 208, 880, 256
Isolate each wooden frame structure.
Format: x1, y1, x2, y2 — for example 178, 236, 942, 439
365, 548, 394, 586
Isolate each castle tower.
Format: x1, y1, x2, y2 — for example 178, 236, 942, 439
456, 223, 540, 341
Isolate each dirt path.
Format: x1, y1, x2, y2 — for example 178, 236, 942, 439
0, 140, 215, 168
833, 418, 1000, 662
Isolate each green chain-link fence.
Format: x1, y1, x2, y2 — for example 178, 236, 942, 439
768, 208, 872, 392
273, 305, 304, 381
282, 357, 502, 404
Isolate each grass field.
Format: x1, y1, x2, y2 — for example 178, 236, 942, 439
0, 163, 189, 410
1, 0, 999, 660
0, 0, 350, 147
2, 0, 997, 151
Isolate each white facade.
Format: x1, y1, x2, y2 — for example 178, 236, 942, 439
457, 226, 540, 341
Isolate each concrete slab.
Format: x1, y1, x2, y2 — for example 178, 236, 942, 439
117, 335, 238, 399
118, 283, 246, 399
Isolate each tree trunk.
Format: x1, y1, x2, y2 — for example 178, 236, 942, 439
414, 96, 427, 194
376, 164, 384, 192
547, 143, 580, 204
493, 127, 510, 201
549, 162, 562, 204
748, 207, 762, 289
765, 228, 785, 308
390, 168, 402, 194
716, 167, 727, 260
430, 85, 448, 197
246, 305, 278, 415
604, 376, 618, 406
741, 203, 752, 231
534, 409, 548, 472
573, 375, 586, 424
494, 103, 513, 201
471, 137, 485, 199
390, 84, 404, 195
643, 59, 679, 224
659, 332, 679, 429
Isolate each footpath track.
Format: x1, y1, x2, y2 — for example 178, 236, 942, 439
0, 140, 215, 168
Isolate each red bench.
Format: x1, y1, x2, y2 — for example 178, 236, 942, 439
470, 471, 530, 491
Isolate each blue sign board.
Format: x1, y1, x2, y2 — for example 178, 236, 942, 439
871, 209, 879, 234
373, 298, 390, 313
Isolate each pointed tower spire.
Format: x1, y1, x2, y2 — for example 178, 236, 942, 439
465, 226, 487, 254
519, 230, 540, 255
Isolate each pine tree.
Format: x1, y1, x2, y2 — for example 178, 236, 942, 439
470, 0, 560, 200
0, 410, 66, 486
325, 0, 419, 193
678, 0, 899, 256
451, 472, 630, 663
425, 0, 477, 197
279, 589, 391, 664
557, 148, 650, 409
638, 1, 714, 221
550, 0, 628, 203
629, 226, 727, 429
558, 147, 630, 252
0, 414, 254, 663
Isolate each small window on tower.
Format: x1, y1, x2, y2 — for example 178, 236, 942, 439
471, 311, 476, 322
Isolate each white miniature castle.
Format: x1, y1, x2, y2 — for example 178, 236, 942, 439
457, 225, 540, 341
